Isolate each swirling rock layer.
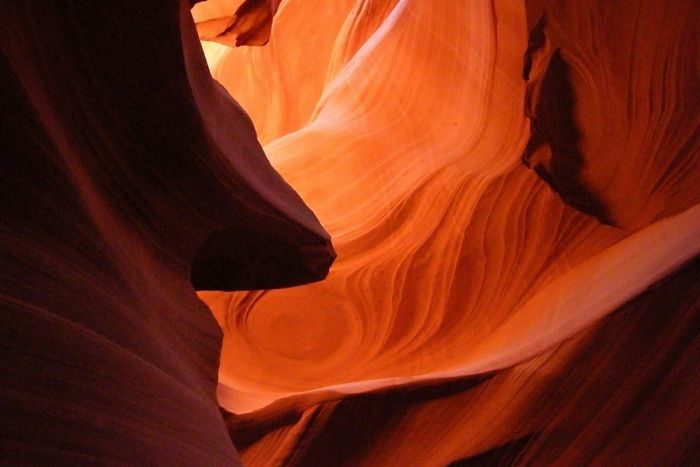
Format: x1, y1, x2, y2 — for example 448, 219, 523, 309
2, 0, 698, 464
198, 0, 700, 464
228, 257, 700, 465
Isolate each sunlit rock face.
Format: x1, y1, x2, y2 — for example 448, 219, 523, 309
1, 0, 332, 464
196, 0, 700, 464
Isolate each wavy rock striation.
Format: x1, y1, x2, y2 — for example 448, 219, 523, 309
523, 0, 700, 228
197, 0, 700, 464
1, 0, 698, 464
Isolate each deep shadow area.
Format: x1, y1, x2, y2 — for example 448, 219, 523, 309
522, 39, 612, 225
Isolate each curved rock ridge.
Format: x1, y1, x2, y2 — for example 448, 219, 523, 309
229, 256, 700, 466
1, 0, 332, 464
197, 0, 700, 464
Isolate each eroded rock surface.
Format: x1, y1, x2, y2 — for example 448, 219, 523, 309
198, 0, 700, 464
1, 0, 332, 464
2, 0, 698, 464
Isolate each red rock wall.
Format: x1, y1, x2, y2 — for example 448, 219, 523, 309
2, 0, 698, 464
196, 0, 700, 464
1, 0, 332, 464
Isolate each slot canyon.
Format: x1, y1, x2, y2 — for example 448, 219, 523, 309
1, 0, 699, 465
